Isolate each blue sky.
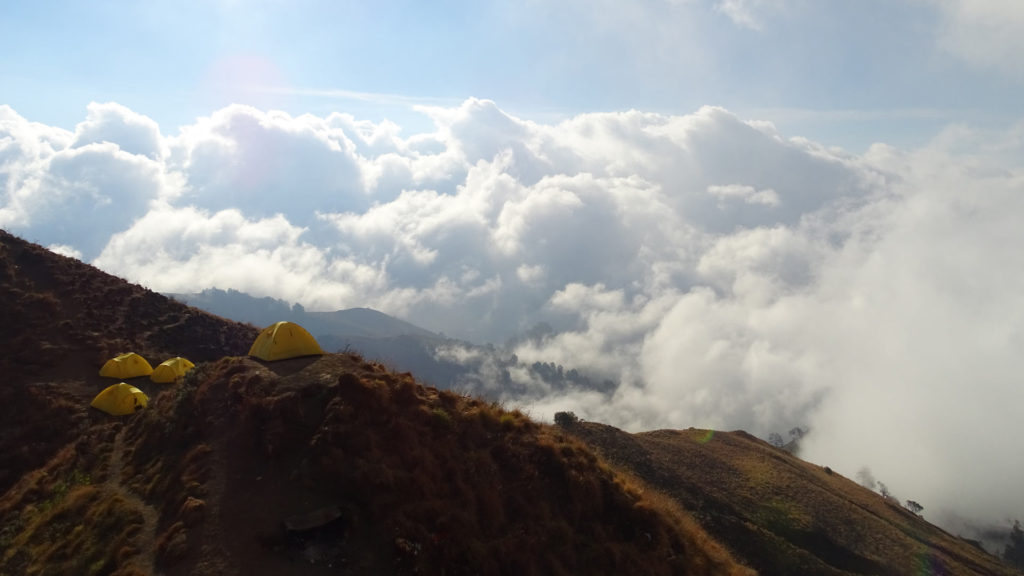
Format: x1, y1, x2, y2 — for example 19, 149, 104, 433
3, 0, 1021, 150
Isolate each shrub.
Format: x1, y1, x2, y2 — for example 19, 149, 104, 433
430, 408, 453, 430
554, 411, 580, 428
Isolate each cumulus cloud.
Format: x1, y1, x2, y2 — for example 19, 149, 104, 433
71, 102, 166, 160
1, 105, 176, 258
3, 99, 1024, 536
94, 203, 387, 308
47, 243, 83, 260
168, 105, 370, 221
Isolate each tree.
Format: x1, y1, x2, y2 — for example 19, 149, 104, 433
904, 500, 923, 515
768, 432, 784, 448
1005, 520, 1024, 570
878, 482, 897, 503
789, 426, 805, 440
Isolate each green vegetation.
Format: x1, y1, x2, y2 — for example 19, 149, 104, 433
36, 469, 92, 515
554, 410, 580, 427
429, 407, 454, 429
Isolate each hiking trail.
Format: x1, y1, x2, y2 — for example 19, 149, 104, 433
106, 425, 161, 576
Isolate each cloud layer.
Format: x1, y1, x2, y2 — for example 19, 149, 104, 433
3, 99, 1024, 535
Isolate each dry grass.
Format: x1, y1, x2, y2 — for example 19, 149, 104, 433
97, 353, 751, 576
0, 230, 259, 574
3, 486, 145, 576
6, 229, 1007, 576
0, 434, 147, 576
567, 424, 1019, 576
0, 230, 258, 496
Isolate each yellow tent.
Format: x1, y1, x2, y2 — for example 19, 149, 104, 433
91, 382, 149, 416
248, 321, 324, 361
150, 357, 196, 383
99, 352, 154, 379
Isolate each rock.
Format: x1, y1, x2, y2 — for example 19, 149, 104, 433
179, 496, 206, 527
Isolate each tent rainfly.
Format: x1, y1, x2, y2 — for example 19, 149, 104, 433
248, 321, 324, 361
99, 352, 154, 379
151, 357, 196, 383
91, 382, 149, 416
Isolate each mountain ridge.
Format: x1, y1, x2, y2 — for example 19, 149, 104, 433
564, 420, 1017, 575
1, 229, 1019, 575
0, 230, 749, 575
167, 289, 441, 341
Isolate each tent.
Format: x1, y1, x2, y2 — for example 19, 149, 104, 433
150, 357, 196, 383
91, 382, 149, 416
99, 352, 154, 379
248, 321, 324, 361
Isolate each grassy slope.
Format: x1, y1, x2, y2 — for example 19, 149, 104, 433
0, 230, 749, 575
122, 354, 749, 575
0, 229, 258, 497
3, 228, 1015, 576
567, 422, 1019, 576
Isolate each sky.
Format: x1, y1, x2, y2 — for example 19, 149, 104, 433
3, 0, 1024, 543
3, 0, 1023, 149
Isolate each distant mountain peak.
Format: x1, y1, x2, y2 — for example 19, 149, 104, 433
167, 288, 440, 341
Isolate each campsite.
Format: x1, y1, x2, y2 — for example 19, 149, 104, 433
2, 229, 1020, 575
5, 3, 1024, 572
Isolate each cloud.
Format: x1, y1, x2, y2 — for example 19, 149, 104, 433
1, 105, 175, 258
47, 243, 83, 260
94, 203, 387, 308
707, 184, 780, 207
168, 104, 370, 221
71, 102, 166, 160
926, 0, 1024, 79
796, 134, 1024, 525
498, 123, 1024, 536
4, 99, 1024, 536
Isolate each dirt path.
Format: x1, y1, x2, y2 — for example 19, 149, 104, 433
195, 438, 237, 573
106, 425, 161, 575
191, 439, 236, 576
